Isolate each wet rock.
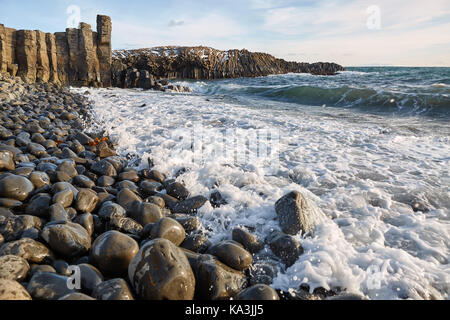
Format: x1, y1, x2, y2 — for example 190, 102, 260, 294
139, 180, 163, 196
59, 293, 96, 300
128, 238, 195, 300
208, 241, 253, 271
173, 195, 208, 214
166, 182, 190, 200
195, 255, 247, 300
157, 193, 179, 211
78, 263, 104, 293
30, 264, 57, 276
57, 160, 78, 179
74, 131, 94, 146
210, 190, 227, 208
25, 193, 52, 217
41, 221, 91, 258
90, 230, 139, 276
52, 260, 71, 276
147, 195, 165, 208
91, 159, 117, 177
0, 198, 23, 208
29, 171, 50, 189
129, 202, 163, 226
49, 203, 68, 221
73, 175, 95, 189
0, 255, 30, 282
97, 175, 115, 187
118, 170, 139, 183
52, 181, 79, 198
52, 188, 74, 208
117, 188, 142, 212
74, 213, 94, 236
0, 174, 34, 201
181, 233, 211, 253
27, 272, 76, 300
0, 215, 42, 241
75, 188, 98, 213
170, 214, 202, 233
235, 284, 279, 300
92, 278, 135, 300
97, 141, 116, 158
275, 191, 319, 235
98, 201, 126, 221
0, 234, 3, 246
0, 238, 53, 264
232, 227, 264, 254
249, 261, 279, 286
0, 150, 15, 171
27, 143, 46, 157
150, 217, 186, 246
21, 227, 40, 240
0, 279, 32, 300
145, 170, 166, 183
266, 231, 303, 267
109, 215, 143, 236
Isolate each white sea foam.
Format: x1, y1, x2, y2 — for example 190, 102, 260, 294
72, 86, 450, 300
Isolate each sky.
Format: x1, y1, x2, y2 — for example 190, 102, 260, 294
0, 0, 449, 67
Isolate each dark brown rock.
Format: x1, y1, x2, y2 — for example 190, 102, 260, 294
92, 278, 135, 300
150, 217, 186, 246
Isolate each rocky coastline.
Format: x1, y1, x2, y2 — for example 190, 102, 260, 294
0, 72, 364, 301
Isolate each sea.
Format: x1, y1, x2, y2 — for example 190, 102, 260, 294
73, 67, 450, 300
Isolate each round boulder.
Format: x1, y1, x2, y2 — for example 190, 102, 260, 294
0, 255, 30, 282
0, 279, 32, 300
41, 221, 91, 258
0, 174, 34, 201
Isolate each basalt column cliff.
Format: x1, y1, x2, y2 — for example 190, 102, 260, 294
0, 15, 111, 87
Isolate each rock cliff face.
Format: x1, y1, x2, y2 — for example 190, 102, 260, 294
0, 15, 111, 87
112, 46, 345, 87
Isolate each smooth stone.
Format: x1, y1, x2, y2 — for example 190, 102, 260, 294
41, 221, 91, 258
173, 196, 208, 214
157, 193, 179, 211
97, 176, 115, 187
52, 182, 79, 198
118, 170, 139, 183
27, 143, 46, 157
0, 198, 23, 208
57, 161, 78, 179
129, 202, 163, 226
139, 180, 163, 196
181, 233, 211, 253
147, 196, 165, 208
0, 174, 34, 201
78, 263, 104, 293
275, 191, 320, 235
98, 201, 126, 221
194, 255, 247, 300
73, 175, 95, 189
74, 131, 94, 145
74, 213, 94, 236
0, 215, 42, 241
0, 150, 15, 171
52, 260, 71, 276
266, 231, 303, 267
92, 278, 135, 300
29, 171, 50, 189
208, 241, 253, 271
27, 272, 76, 300
117, 188, 142, 212
90, 230, 139, 276
25, 193, 51, 217
21, 227, 40, 240
109, 215, 143, 236
210, 190, 228, 208
75, 188, 98, 213
116, 180, 138, 191
0, 279, 32, 300
30, 264, 57, 275
91, 160, 117, 177
49, 203, 68, 221
59, 293, 96, 300
0, 255, 30, 282
128, 238, 195, 300
166, 182, 190, 200
150, 217, 186, 246
249, 261, 279, 286
0, 238, 53, 264
232, 228, 264, 254
52, 189, 74, 208
169, 214, 202, 233
145, 170, 166, 183
235, 284, 279, 300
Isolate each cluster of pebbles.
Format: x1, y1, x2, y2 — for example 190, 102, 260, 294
0, 73, 361, 301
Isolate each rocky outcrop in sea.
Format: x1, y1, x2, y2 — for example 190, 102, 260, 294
111, 46, 345, 88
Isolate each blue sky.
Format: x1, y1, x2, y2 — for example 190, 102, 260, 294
1, 0, 449, 66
